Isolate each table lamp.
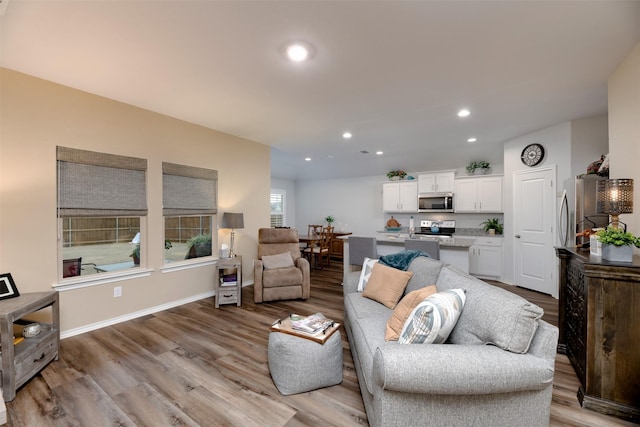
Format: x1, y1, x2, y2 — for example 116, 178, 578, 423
596, 178, 634, 231
221, 212, 244, 257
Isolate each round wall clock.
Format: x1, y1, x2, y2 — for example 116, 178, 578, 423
521, 143, 545, 167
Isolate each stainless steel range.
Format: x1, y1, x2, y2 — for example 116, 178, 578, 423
416, 220, 456, 236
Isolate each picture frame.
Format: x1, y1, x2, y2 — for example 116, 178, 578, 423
0, 273, 20, 300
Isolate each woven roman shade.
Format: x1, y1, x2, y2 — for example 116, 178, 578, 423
57, 146, 148, 217
162, 162, 218, 216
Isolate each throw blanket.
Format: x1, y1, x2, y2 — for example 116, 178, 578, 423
379, 250, 430, 271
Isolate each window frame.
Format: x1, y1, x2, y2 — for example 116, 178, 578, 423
270, 189, 286, 227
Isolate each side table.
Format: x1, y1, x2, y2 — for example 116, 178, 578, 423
215, 256, 242, 308
0, 291, 60, 401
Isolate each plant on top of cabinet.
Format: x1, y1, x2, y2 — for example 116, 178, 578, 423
466, 161, 491, 175
480, 217, 503, 235
386, 169, 407, 180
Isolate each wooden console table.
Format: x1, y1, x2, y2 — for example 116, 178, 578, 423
0, 291, 60, 401
556, 247, 640, 423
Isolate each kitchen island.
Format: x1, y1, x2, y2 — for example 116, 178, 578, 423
341, 234, 475, 280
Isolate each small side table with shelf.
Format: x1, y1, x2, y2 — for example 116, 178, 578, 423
215, 256, 242, 308
0, 291, 60, 401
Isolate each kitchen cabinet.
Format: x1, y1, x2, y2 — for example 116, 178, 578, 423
455, 176, 503, 212
418, 171, 455, 194
382, 181, 418, 212
468, 237, 503, 279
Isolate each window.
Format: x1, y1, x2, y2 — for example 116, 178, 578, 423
57, 147, 147, 278
162, 162, 218, 263
270, 189, 286, 227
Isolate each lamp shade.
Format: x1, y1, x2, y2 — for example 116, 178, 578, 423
596, 179, 634, 215
222, 212, 244, 229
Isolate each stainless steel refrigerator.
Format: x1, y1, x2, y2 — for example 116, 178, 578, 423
559, 174, 609, 249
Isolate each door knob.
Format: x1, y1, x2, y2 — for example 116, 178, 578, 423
515, 235, 521, 238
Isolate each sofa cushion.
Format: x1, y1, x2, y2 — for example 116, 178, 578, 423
262, 266, 303, 288
436, 266, 543, 353
357, 257, 378, 291
404, 256, 445, 295
362, 263, 413, 309
385, 285, 437, 341
399, 289, 466, 344
262, 252, 294, 269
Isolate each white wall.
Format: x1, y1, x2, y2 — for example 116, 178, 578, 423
502, 116, 608, 289
0, 69, 271, 334
296, 175, 385, 235
271, 178, 296, 228
609, 41, 640, 239
503, 122, 571, 288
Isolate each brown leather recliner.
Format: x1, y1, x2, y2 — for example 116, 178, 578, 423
254, 228, 311, 303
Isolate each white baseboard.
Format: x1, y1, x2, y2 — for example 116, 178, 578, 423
61, 291, 215, 339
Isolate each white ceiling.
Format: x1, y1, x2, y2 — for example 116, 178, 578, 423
2, 1, 640, 181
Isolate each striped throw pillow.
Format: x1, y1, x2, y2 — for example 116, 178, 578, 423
399, 289, 466, 344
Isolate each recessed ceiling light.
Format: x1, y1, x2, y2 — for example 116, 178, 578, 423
286, 43, 311, 62
467, 137, 477, 143
376, 151, 383, 155
457, 109, 470, 118
342, 132, 352, 139
304, 157, 311, 162
327, 155, 334, 159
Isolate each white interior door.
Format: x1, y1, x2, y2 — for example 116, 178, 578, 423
513, 167, 557, 297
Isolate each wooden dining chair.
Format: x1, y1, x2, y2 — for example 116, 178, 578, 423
303, 228, 332, 269
302, 224, 324, 262
307, 224, 323, 236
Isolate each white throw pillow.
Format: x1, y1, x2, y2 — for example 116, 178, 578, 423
357, 257, 378, 292
399, 289, 466, 344
262, 252, 295, 269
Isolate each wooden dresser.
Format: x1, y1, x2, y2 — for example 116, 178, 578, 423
556, 247, 640, 423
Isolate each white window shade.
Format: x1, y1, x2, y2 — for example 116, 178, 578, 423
163, 162, 218, 216
57, 146, 147, 217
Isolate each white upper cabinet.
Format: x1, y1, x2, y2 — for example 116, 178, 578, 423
455, 176, 503, 213
418, 171, 455, 194
382, 181, 418, 212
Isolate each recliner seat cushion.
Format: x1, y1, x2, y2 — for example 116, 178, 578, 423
262, 266, 303, 288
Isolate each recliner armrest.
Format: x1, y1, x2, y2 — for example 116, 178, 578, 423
253, 259, 265, 303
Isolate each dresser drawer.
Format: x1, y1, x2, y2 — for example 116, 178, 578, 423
14, 331, 58, 388
217, 287, 238, 305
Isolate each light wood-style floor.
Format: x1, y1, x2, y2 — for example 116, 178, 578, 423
5, 264, 637, 426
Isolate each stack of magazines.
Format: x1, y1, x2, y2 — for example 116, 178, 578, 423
290, 313, 334, 335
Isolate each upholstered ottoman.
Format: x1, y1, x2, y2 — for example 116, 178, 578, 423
268, 330, 343, 395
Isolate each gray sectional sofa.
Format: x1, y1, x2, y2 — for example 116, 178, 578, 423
343, 256, 558, 427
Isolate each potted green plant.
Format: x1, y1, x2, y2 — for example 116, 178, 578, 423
186, 234, 212, 258
386, 170, 407, 180
325, 215, 335, 226
131, 244, 141, 265
596, 226, 640, 262
476, 161, 491, 174
480, 218, 503, 235
465, 161, 478, 175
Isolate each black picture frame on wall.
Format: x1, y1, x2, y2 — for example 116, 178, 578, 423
0, 273, 20, 300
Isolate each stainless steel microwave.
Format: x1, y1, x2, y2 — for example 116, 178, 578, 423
418, 193, 454, 212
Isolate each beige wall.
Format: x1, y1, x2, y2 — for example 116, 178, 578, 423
608, 42, 640, 237
0, 68, 271, 333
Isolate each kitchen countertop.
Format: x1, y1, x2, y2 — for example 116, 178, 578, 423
378, 227, 504, 238
342, 233, 476, 248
